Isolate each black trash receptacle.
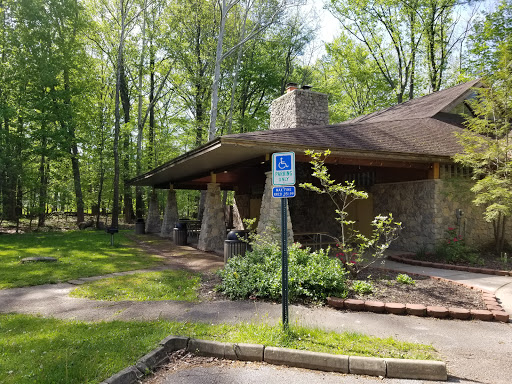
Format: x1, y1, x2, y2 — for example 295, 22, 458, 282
135, 219, 145, 235
173, 222, 187, 245
224, 240, 247, 263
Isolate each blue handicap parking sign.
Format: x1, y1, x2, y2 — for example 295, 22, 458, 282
272, 152, 295, 186
275, 155, 291, 170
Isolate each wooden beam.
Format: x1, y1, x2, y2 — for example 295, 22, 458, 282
428, 163, 440, 179
295, 153, 431, 170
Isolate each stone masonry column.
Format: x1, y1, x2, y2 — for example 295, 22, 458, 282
198, 183, 226, 252
160, 185, 178, 237
257, 172, 293, 243
232, 194, 250, 230
145, 189, 161, 234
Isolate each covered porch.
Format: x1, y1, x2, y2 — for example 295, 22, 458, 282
130, 136, 444, 254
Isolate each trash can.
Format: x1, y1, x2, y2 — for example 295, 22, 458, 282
224, 230, 248, 263
135, 218, 145, 235
173, 222, 187, 245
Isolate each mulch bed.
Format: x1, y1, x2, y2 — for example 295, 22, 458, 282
347, 268, 487, 310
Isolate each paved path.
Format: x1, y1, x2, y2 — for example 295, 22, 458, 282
379, 259, 512, 314
1, 275, 511, 384
1, 238, 512, 384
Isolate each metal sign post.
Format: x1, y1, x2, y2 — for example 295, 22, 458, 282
281, 197, 289, 330
272, 152, 295, 331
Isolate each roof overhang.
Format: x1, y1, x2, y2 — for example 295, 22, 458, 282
129, 136, 453, 189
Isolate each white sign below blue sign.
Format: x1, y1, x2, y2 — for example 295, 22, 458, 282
272, 152, 295, 186
272, 186, 296, 198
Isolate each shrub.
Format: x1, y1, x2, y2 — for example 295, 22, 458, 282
396, 274, 415, 285
436, 227, 482, 265
218, 237, 348, 302
351, 280, 373, 295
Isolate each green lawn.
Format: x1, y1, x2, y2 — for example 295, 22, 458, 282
0, 231, 161, 289
0, 314, 439, 384
70, 270, 201, 302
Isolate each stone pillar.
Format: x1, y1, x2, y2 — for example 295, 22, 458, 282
197, 183, 226, 252
160, 186, 178, 237
145, 189, 161, 234
257, 172, 293, 243
232, 194, 250, 230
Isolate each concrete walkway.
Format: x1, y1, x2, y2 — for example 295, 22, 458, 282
0, 269, 511, 383
1, 243, 512, 384
379, 259, 512, 314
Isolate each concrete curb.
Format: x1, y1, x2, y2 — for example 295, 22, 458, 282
100, 336, 447, 383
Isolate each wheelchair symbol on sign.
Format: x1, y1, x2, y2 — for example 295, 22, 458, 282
277, 156, 290, 170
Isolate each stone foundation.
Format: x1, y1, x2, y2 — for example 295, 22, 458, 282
145, 189, 161, 234
160, 187, 178, 237
198, 183, 226, 252
257, 172, 293, 243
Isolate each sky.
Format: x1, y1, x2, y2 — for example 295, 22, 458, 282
302, 0, 499, 61
310, 0, 340, 44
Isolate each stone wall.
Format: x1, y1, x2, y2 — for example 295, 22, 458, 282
269, 89, 329, 130
433, 179, 512, 249
372, 179, 512, 251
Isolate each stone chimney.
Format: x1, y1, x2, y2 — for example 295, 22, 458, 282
269, 84, 329, 130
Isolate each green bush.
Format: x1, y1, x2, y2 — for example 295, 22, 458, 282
436, 227, 482, 265
218, 237, 348, 302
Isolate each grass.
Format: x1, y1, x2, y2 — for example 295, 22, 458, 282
0, 230, 162, 289
0, 314, 439, 384
69, 270, 202, 302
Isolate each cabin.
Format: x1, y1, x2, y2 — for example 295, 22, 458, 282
130, 79, 510, 253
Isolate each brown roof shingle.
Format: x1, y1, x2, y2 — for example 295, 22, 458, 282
225, 118, 466, 157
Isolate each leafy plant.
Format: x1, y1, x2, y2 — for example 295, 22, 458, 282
454, 50, 512, 254
218, 234, 347, 302
351, 280, 373, 295
396, 274, 415, 285
435, 227, 482, 265
300, 150, 402, 277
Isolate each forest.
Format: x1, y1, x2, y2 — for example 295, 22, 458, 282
0, 0, 508, 230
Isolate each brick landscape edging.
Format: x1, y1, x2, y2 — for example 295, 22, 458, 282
99, 336, 447, 383
327, 258, 510, 323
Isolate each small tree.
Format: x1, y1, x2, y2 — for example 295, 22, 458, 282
300, 150, 401, 277
454, 58, 512, 255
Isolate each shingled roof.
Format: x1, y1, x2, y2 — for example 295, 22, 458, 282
130, 80, 482, 187
223, 79, 483, 158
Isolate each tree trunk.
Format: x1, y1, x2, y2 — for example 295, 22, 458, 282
63, 68, 85, 224
120, 58, 134, 224
208, 0, 229, 141
112, 0, 127, 229
148, 40, 155, 167
38, 133, 48, 227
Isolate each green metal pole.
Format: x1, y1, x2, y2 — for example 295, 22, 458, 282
281, 197, 289, 330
